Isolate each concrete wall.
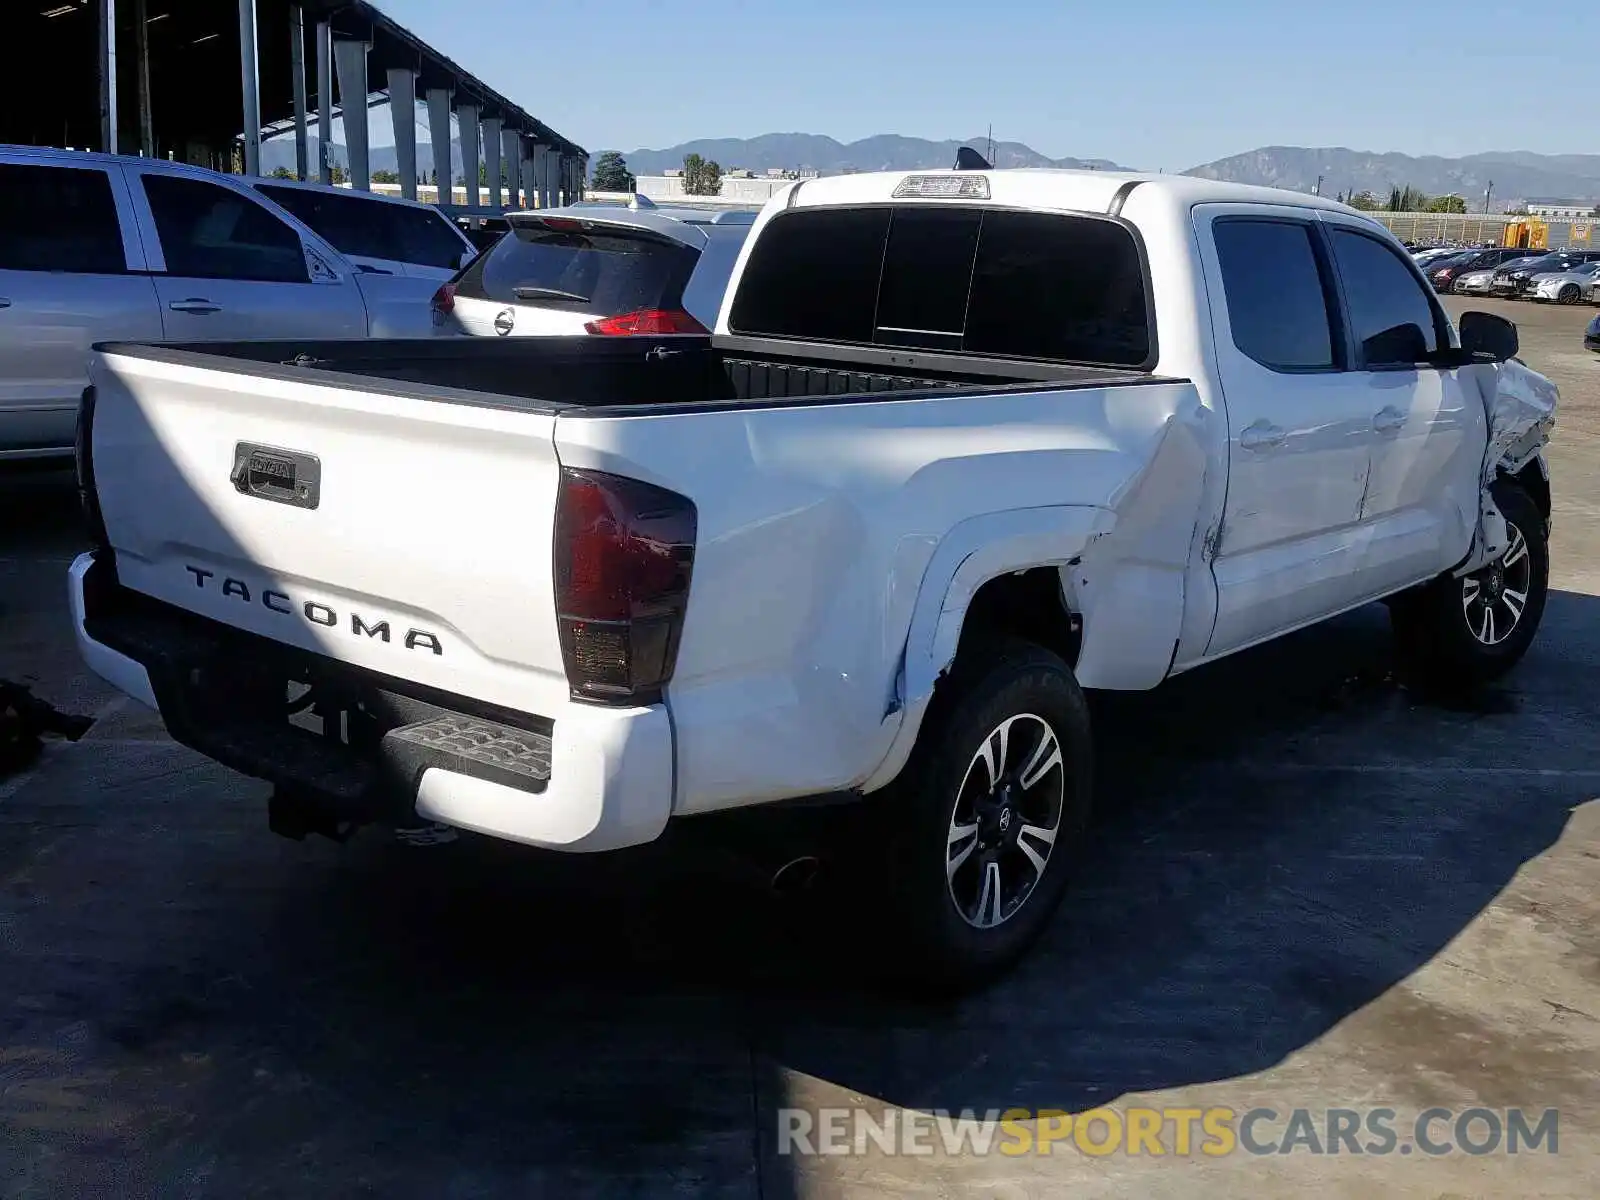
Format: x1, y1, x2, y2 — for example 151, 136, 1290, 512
634, 174, 796, 204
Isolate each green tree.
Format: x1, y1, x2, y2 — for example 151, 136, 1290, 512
1424, 193, 1466, 214
329, 163, 347, 185
590, 150, 635, 191
682, 153, 723, 196
269, 166, 295, 180
372, 168, 400, 185
1347, 191, 1380, 211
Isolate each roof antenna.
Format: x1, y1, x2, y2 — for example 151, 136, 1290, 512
954, 145, 992, 171
629, 193, 657, 210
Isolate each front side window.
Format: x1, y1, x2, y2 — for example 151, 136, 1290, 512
1328, 228, 1441, 367
1212, 218, 1337, 371
0, 163, 125, 274
727, 205, 1152, 367
142, 174, 309, 283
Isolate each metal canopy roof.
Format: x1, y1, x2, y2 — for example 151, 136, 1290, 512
5, 0, 583, 163
308, 1, 585, 158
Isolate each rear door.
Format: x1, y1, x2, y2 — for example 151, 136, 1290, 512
443, 217, 704, 336
1194, 205, 1376, 654
125, 169, 367, 341
1319, 214, 1483, 593
0, 158, 161, 456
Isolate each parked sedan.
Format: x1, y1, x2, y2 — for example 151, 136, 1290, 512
1494, 250, 1600, 297
1452, 267, 1500, 295
1529, 259, 1600, 304
1424, 246, 1533, 292
1587, 312, 1600, 352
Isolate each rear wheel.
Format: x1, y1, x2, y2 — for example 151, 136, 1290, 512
1391, 480, 1548, 689
874, 639, 1092, 990
1560, 284, 1581, 305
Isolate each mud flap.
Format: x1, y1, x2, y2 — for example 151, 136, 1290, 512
1453, 359, 1557, 578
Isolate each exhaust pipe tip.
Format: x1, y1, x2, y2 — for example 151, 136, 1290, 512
771, 855, 821, 895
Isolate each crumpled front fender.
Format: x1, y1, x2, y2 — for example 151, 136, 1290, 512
1453, 358, 1557, 577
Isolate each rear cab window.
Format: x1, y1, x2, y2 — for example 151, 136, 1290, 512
454, 219, 700, 316
726, 205, 1153, 367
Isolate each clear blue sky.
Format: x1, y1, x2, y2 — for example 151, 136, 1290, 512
374, 0, 1594, 169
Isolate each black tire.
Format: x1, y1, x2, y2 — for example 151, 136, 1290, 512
1391, 480, 1549, 689
872, 638, 1093, 991
1560, 284, 1581, 305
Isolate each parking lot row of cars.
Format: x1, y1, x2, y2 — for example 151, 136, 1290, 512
1412, 243, 1600, 304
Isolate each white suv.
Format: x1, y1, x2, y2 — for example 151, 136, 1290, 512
430, 202, 754, 337
248, 178, 477, 282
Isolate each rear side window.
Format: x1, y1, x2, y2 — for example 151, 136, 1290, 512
728, 206, 1152, 366
142, 174, 309, 283
1212, 219, 1337, 371
0, 163, 125, 274
455, 223, 700, 316
256, 185, 469, 270
1328, 229, 1441, 367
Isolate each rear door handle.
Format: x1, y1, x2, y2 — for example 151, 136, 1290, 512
1374, 406, 1407, 434
1240, 421, 1286, 451
169, 298, 221, 314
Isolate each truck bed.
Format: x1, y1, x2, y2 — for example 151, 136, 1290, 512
93, 335, 1161, 416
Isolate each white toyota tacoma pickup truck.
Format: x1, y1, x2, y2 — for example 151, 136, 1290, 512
69, 169, 1557, 987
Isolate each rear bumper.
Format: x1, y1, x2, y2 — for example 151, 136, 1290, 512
68, 552, 673, 852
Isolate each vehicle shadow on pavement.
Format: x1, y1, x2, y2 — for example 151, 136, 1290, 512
79, 595, 1583, 1196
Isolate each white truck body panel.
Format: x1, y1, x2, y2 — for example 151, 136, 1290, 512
71, 167, 1556, 858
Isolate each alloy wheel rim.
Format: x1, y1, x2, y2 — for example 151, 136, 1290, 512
1462, 520, 1533, 647
945, 713, 1066, 930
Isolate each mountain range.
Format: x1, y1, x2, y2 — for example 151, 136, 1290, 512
260, 132, 1600, 207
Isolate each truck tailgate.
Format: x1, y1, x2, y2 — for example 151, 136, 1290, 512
88, 349, 571, 714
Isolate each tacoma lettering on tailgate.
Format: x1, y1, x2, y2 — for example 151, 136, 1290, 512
183, 566, 443, 655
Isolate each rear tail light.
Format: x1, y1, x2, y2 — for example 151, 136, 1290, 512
554, 468, 696, 704
430, 281, 456, 317
74, 385, 110, 552
584, 308, 708, 336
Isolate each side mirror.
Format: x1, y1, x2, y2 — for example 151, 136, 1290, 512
1458, 310, 1519, 363
1363, 322, 1429, 367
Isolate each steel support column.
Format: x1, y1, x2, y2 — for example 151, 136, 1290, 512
425, 88, 453, 203
387, 67, 418, 199
315, 21, 332, 183
98, 0, 117, 153
134, 0, 153, 155
333, 39, 370, 190
456, 104, 480, 208
519, 141, 535, 212
239, 0, 261, 175
542, 147, 559, 209
501, 127, 521, 208
482, 116, 502, 209
530, 144, 549, 208
290, 6, 309, 179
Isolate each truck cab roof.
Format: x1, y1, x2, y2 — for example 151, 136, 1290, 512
781, 168, 1369, 220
